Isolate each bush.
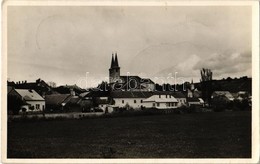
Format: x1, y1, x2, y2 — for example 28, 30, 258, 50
211, 96, 227, 112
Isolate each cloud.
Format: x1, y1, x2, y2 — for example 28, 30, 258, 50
7, 6, 252, 87
193, 51, 252, 78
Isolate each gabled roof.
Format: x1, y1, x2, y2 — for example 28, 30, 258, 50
84, 91, 110, 97
45, 94, 71, 105
7, 86, 13, 94
120, 76, 155, 84
172, 92, 186, 98
15, 89, 44, 101
67, 97, 81, 105
187, 97, 200, 102
111, 91, 154, 98
79, 92, 90, 98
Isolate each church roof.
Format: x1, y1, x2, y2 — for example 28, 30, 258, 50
114, 53, 119, 67
110, 53, 115, 68
110, 53, 120, 68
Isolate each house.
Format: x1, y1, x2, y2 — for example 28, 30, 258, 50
109, 53, 155, 91
186, 80, 201, 98
8, 89, 45, 112
7, 86, 14, 94
45, 89, 81, 112
143, 93, 179, 109
172, 92, 187, 107
211, 91, 234, 102
110, 91, 153, 109
187, 97, 203, 107
45, 94, 72, 111
83, 91, 111, 112
13, 78, 53, 97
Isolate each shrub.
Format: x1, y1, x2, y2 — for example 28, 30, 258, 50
211, 96, 227, 112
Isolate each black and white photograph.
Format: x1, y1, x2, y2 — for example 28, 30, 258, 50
1, 0, 259, 163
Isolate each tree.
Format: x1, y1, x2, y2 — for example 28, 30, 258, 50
47, 81, 57, 88
200, 68, 213, 106
8, 95, 24, 115
211, 95, 227, 112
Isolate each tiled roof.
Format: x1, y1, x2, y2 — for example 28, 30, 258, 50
172, 92, 186, 98
111, 91, 154, 98
45, 94, 71, 105
7, 86, 13, 94
120, 76, 155, 84
187, 97, 200, 102
15, 89, 44, 101
84, 91, 110, 97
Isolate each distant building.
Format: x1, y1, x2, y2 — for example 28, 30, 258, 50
110, 91, 183, 110
109, 53, 155, 91
172, 92, 187, 107
11, 78, 53, 97
187, 80, 201, 98
110, 91, 153, 109
45, 91, 81, 112
187, 97, 204, 107
143, 93, 179, 109
8, 89, 45, 112
211, 91, 235, 102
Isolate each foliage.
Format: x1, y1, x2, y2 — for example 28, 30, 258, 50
211, 95, 227, 112
8, 95, 24, 115
200, 68, 213, 105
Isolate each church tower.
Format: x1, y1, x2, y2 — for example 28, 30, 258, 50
191, 79, 195, 90
109, 53, 120, 84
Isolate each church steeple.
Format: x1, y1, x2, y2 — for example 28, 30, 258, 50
114, 52, 119, 67
110, 53, 115, 68
191, 78, 195, 90
109, 52, 120, 84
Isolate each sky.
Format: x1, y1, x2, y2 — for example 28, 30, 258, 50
7, 6, 252, 88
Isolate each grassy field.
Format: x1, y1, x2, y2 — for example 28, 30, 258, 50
7, 111, 251, 158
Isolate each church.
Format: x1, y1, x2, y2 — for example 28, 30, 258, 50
109, 53, 155, 91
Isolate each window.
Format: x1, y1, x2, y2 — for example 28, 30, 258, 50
141, 100, 143, 103
157, 103, 160, 107
134, 100, 136, 103
159, 95, 161, 98
166, 95, 168, 98
170, 95, 171, 98
36, 104, 40, 109
122, 100, 124, 104
153, 103, 156, 107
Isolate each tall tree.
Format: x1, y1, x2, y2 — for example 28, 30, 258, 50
200, 68, 213, 105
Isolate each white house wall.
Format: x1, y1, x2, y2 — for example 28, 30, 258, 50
26, 100, 46, 112
114, 98, 146, 109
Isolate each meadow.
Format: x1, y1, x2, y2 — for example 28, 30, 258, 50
7, 111, 251, 158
